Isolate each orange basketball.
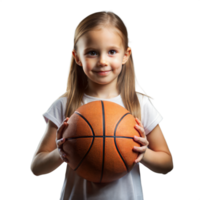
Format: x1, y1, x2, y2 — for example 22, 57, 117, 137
62, 100, 141, 183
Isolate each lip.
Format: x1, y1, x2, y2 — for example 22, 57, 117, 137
94, 70, 111, 72
94, 70, 111, 76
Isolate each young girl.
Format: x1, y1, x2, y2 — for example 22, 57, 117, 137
31, 11, 173, 200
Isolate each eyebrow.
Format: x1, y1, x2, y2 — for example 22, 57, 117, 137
83, 46, 121, 53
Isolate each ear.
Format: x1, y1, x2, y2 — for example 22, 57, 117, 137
72, 50, 82, 66
122, 47, 132, 65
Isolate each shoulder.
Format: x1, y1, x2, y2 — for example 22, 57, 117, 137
136, 92, 149, 108
138, 94, 159, 116
43, 96, 67, 128
136, 92, 158, 112
138, 94, 165, 135
49, 97, 67, 111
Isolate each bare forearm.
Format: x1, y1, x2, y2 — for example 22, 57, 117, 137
31, 148, 64, 176
140, 148, 173, 174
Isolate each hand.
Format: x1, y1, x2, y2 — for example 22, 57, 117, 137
56, 117, 70, 163
133, 118, 149, 163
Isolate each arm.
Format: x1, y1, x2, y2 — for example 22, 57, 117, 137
31, 149, 64, 176
30, 120, 64, 176
140, 124, 173, 174
141, 149, 173, 174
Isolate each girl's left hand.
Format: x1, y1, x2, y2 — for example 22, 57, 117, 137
133, 118, 149, 163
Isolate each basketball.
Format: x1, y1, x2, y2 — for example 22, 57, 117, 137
62, 100, 141, 183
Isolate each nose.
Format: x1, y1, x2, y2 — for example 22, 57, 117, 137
97, 53, 108, 66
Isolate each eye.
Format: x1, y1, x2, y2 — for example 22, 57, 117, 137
110, 50, 116, 53
87, 50, 116, 56
87, 51, 96, 56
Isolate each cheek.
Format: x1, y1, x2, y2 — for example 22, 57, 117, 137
82, 56, 123, 72
114, 66, 123, 75
85, 61, 94, 71
111, 58, 123, 70
109, 58, 123, 75
82, 59, 95, 72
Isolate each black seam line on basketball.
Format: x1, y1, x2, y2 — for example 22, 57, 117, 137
100, 101, 105, 183
72, 107, 132, 180
73, 111, 95, 171
66, 136, 134, 140
114, 112, 131, 172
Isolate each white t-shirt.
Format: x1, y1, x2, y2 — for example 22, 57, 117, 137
43, 93, 163, 200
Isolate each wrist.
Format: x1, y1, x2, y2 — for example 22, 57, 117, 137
55, 148, 64, 163
31, 149, 64, 176
140, 148, 149, 165
139, 148, 173, 174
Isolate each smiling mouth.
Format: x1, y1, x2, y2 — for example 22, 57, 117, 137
94, 70, 111, 72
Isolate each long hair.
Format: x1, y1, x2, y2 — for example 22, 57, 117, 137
59, 11, 151, 120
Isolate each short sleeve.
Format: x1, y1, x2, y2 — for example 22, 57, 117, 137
141, 96, 163, 135
42, 97, 67, 128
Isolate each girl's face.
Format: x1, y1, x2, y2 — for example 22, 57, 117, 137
72, 26, 131, 88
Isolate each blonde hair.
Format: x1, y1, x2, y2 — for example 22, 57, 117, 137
59, 11, 151, 120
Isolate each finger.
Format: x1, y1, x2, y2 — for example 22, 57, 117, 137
57, 122, 68, 134
132, 145, 147, 153
57, 122, 69, 139
58, 148, 67, 158
56, 138, 66, 147
58, 149, 69, 163
135, 118, 143, 127
58, 117, 70, 133
63, 117, 69, 123
57, 125, 64, 140
59, 151, 68, 162
134, 124, 145, 138
60, 156, 69, 163
135, 153, 143, 163
133, 136, 149, 146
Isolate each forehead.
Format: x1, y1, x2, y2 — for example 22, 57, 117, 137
77, 26, 124, 51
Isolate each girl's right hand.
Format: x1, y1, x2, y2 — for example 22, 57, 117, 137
56, 117, 69, 163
